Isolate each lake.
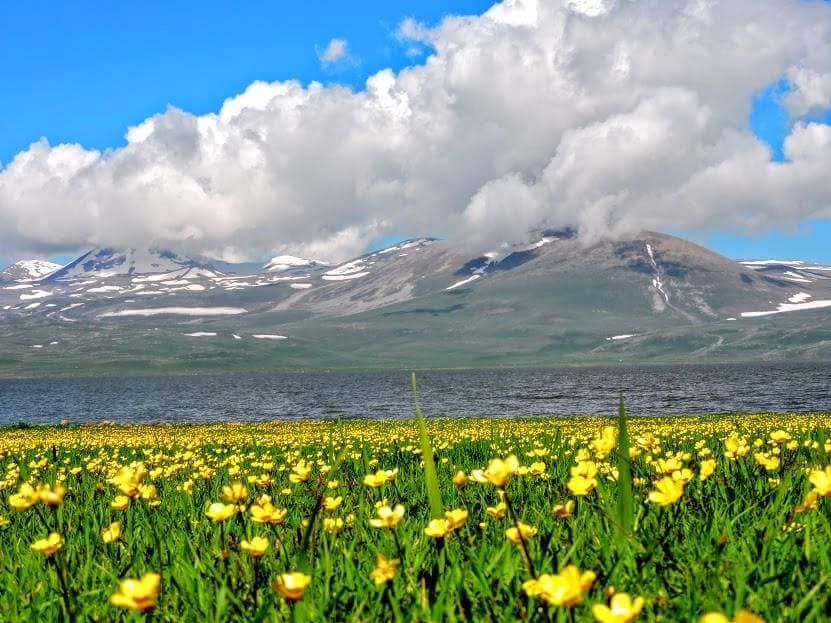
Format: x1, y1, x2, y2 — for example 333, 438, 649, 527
0, 363, 829, 425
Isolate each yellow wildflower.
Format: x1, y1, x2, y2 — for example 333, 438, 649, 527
221, 482, 248, 503
552, 500, 575, 519
31, 532, 64, 557
240, 536, 270, 558
592, 593, 644, 623
370, 504, 405, 528
505, 522, 537, 544
647, 477, 684, 506
102, 521, 122, 544
424, 518, 452, 539
523, 565, 596, 607
369, 554, 399, 585
699, 459, 716, 481
808, 465, 831, 496
205, 502, 236, 522
273, 572, 311, 601
486, 502, 507, 519
110, 573, 161, 611
444, 508, 468, 530
482, 455, 519, 488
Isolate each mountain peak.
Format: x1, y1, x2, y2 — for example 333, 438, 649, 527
45, 247, 206, 281
0, 259, 62, 282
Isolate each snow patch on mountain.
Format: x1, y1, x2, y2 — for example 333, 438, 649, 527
264, 255, 328, 273
446, 275, 481, 290
100, 307, 247, 318
741, 300, 831, 317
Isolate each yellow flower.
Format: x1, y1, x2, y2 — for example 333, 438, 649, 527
795, 489, 820, 513
452, 471, 468, 487
289, 461, 312, 484
444, 508, 468, 530
724, 436, 748, 459
370, 504, 405, 528
109, 464, 148, 499
808, 465, 831, 496
110, 573, 161, 611
369, 553, 399, 585
572, 460, 599, 479
221, 482, 248, 503
647, 477, 684, 506
552, 500, 575, 519
38, 483, 67, 507
505, 522, 537, 544
753, 453, 780, 471
699, 459, 716, 481
250, 502, 288, 525
486, 502, 507, 519
102, 521, 122, 544
240, 536, 270, 558
273, 572, 311, 601
323, 517, 345, 534
111, 495, 130, 511
424, 518, 452, 538
527, 461, 547, 476
523, 565, 596, 607
205, 502, 236, 522
9, 483, 39, 512
592, 426, 617, 457
363, 470, 390, 488
700, 610, 766, 623
592, 593, 644, 623
567, 475, 597, 496
323, 496, 343, 511
31, 532, 64, 557
482, 455, 519, 488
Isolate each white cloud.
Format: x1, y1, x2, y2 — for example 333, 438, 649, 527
318, 38, 350, 65
1, 0, 831, 262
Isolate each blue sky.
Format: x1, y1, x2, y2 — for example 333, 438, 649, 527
1, 0, 829, 266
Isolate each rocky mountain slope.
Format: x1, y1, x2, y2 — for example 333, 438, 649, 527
1, 232, 829, 376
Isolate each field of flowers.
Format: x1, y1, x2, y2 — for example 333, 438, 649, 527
1, 408, 830, 622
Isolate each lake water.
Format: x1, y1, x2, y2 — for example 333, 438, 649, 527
0, 363, 829, 425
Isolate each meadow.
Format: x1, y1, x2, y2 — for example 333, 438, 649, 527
1, 407, 830, 621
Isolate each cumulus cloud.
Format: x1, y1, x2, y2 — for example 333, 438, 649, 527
318, 38, 350, 65
1, 0, 831, 262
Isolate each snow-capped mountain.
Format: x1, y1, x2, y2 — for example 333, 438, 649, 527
2, 232, 831, 375
45, 248, 210, 281
263, 255, 329, 273
0, 259, 62, 282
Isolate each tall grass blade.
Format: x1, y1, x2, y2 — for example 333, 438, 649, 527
412, 372, 444, 519
615, 394, 634, 545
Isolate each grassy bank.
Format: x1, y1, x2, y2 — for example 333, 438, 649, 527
1, 413, 830, 621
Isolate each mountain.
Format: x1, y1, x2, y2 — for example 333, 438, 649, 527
1, 232, 830, 377
0, 260, 62, 282
44, 247, 212, 281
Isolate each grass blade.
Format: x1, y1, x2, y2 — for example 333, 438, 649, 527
616, 394, 634, 544
412, 372, 444, 519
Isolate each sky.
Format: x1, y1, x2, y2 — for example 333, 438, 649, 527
1, 0, 830, 268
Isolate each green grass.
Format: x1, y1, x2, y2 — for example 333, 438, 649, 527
0, 414, 829, 621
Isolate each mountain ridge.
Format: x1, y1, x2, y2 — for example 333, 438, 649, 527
1, 231, 830, 377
